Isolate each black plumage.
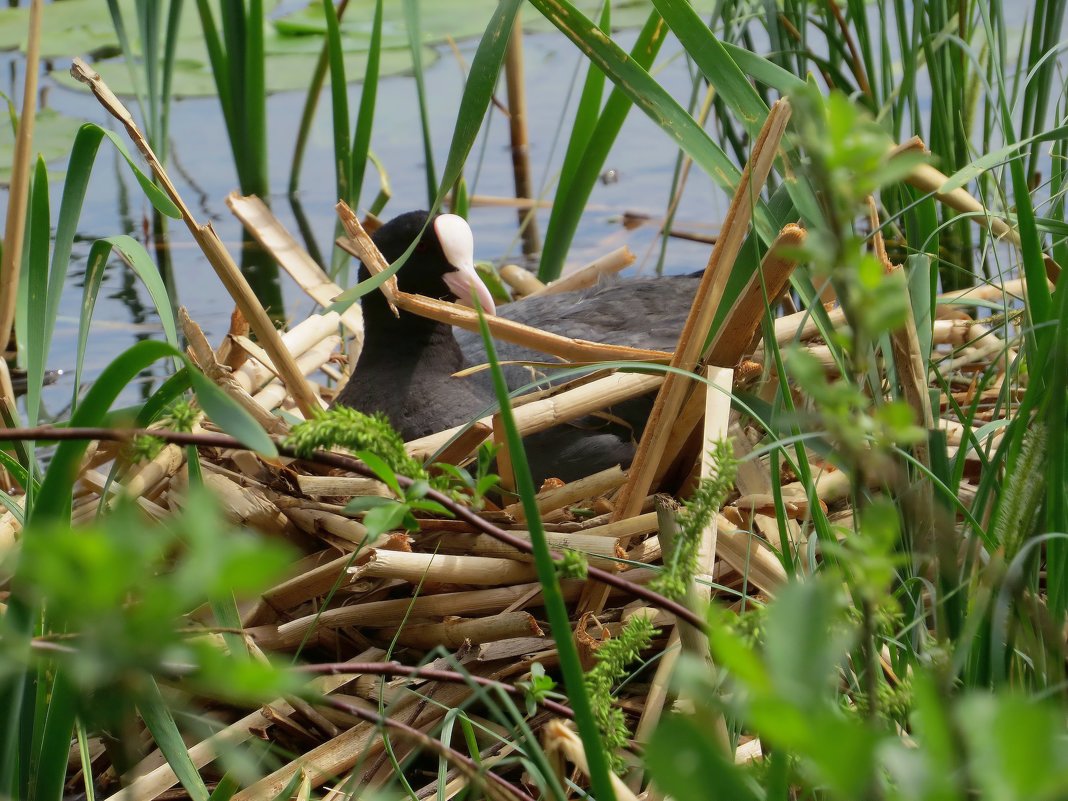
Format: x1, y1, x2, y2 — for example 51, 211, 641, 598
333, 210, 698, 481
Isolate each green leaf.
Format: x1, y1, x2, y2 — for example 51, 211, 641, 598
646, 714, 760, 801
74, 235, 181, 411
362, 500, 409, 535
354, 449, 402, 496
959, 693, 1068, 801
139, 679, 210, 801
343, 495, 396, 514
186, 368, 277, 457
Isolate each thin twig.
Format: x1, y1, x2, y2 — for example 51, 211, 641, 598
3, 425, 709, 631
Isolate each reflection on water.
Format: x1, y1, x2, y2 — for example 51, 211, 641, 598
4, 25, 732, 419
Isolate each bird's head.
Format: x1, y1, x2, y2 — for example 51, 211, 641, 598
359, 210, 496, 316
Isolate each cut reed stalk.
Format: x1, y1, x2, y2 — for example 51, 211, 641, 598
70, 58, 321, 418
0, 0, 42, 354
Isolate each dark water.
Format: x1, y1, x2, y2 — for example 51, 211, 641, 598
5, 22, 732, 419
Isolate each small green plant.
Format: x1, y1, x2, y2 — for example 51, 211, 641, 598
651, 440, 737, 601
584, 615, 658, 771
284, 406, 500, 511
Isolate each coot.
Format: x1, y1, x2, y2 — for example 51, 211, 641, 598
333, 210, 697, 481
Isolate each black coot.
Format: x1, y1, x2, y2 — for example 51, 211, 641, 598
333, 210, 697, 481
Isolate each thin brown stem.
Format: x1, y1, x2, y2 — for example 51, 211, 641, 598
3, 425, 709, 631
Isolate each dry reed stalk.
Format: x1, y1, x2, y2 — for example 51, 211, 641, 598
523, 246, 636, 298
284, 507, 370, 549
79, 470, 170, 520
253, 550, 364, 619
404, 420, 493, 462
253, 335, 339, 410
651, 229, 805, 485
706, 225, 807, 364
655, 497, 731, 754
504, 464, 625, 520
336, 201, 672, 363
70, 58, 320, 418
295, 474, 391, 498
499, 264, 546, 296
543, 720, 640, 801
504, 10, 540, 255
255, 580, 586, 650
582, 510, 660, 540
113, 444, 186, 501
938, 276, 1044, 304
624, 534, 662, 564
607, 100, 793, 535
108, 647, 386, 801
731, 423, 804, 549
870, 199, 934, 476
230, 720, 382, 801
0, 505, 23, 552
780, 466, 852, 507
735, 738, 764, 763
904, 159, 1019, 246
179, 308, 288, 434
379, 610, 544, 649
171, 467, 291, 537
233, 312, 341, 394
227, 193, 364, 342
0, 0, 41, 352
628, 627, 680, 770
714, 513, 787, 594
415, 372, 663, 472
433, 529, 623, 567
352, 548, 539, 586
466, 194, 553, 210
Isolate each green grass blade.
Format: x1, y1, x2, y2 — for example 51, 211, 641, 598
105, 0, 148, 132
194, 0, 235, 152
350, 0, 384, 209
244, 0, 268, 196
537, 9, 667, 281
1043, 275, 1068, 612
139, 679, 210, 801
33, 340, 179, 525
159, 0, 184, 164
403, 0, 437, 206
651, 0, 768, 136
322, 0, 351, 205
23, 158, 48, 429
31, 668, 77, 801
473, 302, 618, 801
434, 0, 522, 204
529, 0, 776, 279
331, 0, 522, 310
552, 0, 609, 214
187, 367, 278, 457
34, 341, 275, 525
74, 236, 182, 410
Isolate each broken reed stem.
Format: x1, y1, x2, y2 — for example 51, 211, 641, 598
335, 201, 672, 363
227, 193, 365, 342
0, 0, 42, 353
524, 246, 636, 298
610, 99, 793, 525
69, 58, 321, 419
504, 9, 540, 256
3, 425, 708, 632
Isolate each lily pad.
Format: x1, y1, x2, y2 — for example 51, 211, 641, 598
10, 0, 718, 98
0, 107, 87, 185
51, 44, 435, 97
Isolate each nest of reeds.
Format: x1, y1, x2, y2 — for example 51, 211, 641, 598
0, 59, 1041, 801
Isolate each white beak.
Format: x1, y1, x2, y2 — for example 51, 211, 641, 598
434, 214, 497, 316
